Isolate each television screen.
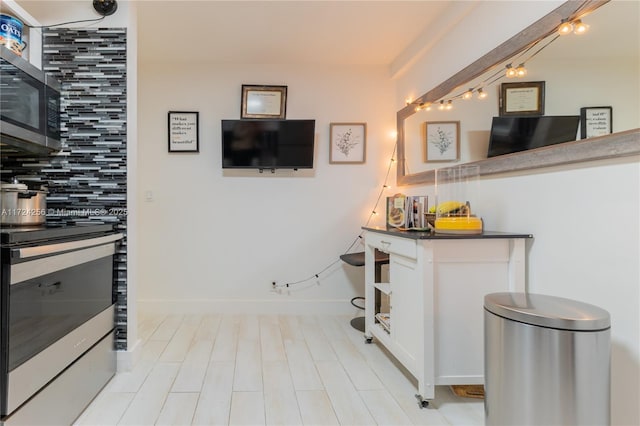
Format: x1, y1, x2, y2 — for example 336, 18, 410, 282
221, 119, 315, 169
487, 116, 580, 158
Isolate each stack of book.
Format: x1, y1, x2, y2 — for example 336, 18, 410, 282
375, 313, 391, 333
386, 194, 429, 230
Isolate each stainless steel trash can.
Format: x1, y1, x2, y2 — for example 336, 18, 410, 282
484, 292, 611, 426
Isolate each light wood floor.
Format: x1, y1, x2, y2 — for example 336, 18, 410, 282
74, 314, 483, 425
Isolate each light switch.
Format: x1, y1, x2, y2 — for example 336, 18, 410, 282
144, 190, 153, 201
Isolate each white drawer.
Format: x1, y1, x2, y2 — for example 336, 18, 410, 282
366, 232, 416, 260
434, 239, 509, 262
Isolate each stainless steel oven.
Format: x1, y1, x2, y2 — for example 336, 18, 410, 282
0, 224, 122, 425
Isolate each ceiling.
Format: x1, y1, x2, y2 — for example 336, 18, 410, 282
13, 1, 634, 68
13, 0, 455, 66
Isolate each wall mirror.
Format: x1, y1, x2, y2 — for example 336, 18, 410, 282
397, 0, 639, 186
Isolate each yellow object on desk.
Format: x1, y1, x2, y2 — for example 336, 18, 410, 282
434, 216, 483, 234
429, 200, 466, 215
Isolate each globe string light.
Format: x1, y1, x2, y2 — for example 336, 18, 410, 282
409, 0, 590, 112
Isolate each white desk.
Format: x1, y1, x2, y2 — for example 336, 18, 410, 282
363, 227, 532, 406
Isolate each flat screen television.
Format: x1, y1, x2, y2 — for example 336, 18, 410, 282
487, 115, 580, 158
221, 119, 315, 169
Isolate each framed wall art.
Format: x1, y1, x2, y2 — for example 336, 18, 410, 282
241, 84, 287, 119
168, 111, 199, 152
499, 81, 545, 116
580, 106, 612, 139
329, 122, 366, 164
425, 121, 459, 162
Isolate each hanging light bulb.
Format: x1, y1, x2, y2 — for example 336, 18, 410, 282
505, 64, 517, 78
446, 100, 453, 110
438, 100, 445, 110
516, 63, 527, 77
558, 18, 574, 35
477, 88, 488, 99
415, 102, 432, 112
462, 89, 473, 100
573, 19, 589, 34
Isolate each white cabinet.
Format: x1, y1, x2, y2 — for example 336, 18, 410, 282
363, 228, 531, 404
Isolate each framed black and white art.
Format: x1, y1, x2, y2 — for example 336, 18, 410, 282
425, 121, 459, 162
580, 106, 612, 139
329, 122, 366, 164
168, 111, 199, 152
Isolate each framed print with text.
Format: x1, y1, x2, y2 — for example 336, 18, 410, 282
499, 81, 545, 116
580, 106, 612, 139
168, 111, 199, 152
241, 85, 287, 119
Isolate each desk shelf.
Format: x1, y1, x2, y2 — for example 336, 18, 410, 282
363, 229, 530, 404
373, 282, 391, 295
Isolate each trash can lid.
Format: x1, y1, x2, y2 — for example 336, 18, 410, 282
484, 292, 610, 331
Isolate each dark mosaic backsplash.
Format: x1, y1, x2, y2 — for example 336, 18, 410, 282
0, 28, 128, 350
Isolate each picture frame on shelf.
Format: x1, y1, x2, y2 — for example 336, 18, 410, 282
580, 106, 612, 139
499, 81, 545, 116
424, 121, 459, 162
241, 84, 287, 119
168, 111, 199, 152
329, 122, 366, 164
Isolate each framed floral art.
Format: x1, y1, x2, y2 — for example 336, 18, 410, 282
329, 122, 366, 164
425, 121, 459, 162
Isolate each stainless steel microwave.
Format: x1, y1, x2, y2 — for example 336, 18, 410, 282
0, 45, 61, 154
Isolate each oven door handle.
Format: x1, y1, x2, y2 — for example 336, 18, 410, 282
13, 233, 124, 259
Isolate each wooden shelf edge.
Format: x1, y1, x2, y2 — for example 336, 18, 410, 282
398, 128, 639, 187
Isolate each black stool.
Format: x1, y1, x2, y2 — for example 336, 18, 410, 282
340, 250, 390, 332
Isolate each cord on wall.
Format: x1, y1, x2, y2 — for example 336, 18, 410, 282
24, 0, 116, 29
274, 142, 397, 290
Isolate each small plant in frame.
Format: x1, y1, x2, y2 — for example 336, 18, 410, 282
431, 127, 453, 154
425, 121, 460, 162
330, 123, 366, 164
336, 128, 359, 156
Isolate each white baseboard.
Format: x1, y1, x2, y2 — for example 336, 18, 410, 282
116, 338, 142, 372
137, 298, 360, 316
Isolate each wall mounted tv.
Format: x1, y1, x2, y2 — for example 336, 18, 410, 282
221, 119, 315, 170
487, 115, 580, 158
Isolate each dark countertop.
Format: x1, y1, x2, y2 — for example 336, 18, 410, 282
363, 226, 532, 240
1, 223, 115, 245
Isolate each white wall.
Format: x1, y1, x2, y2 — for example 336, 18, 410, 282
137, 62, 394, 314
392, 2, 640, 425
393, 1, 564, 108
124, 1, 139, 368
